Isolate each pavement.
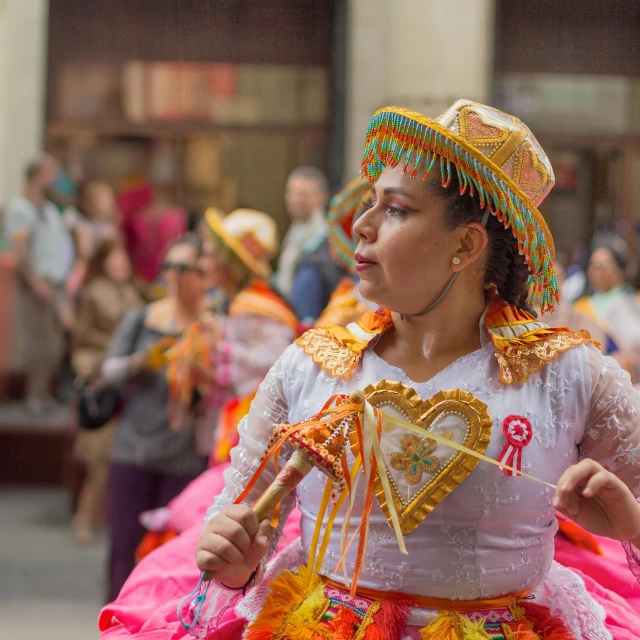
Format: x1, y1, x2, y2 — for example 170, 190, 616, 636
0, 486, 105, 639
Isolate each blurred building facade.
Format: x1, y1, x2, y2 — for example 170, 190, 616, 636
0, 0, 639, 262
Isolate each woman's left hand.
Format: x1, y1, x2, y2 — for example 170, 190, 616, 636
554, 458, 640, 541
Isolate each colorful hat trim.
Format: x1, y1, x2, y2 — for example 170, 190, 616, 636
229, 280, 299, 333
361, 105, 559, 314
327, 178, 371, 273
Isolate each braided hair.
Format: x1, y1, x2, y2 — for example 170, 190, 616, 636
430, 169, 536, 316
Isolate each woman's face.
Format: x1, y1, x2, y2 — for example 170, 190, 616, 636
86, 183, 117, 222
352, 164, 473, 315
104, 247, 131, 284
588, 248, 624, 293
162, 244, 206, 302
196, 225, 234, 289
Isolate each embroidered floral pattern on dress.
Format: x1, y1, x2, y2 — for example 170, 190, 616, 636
583, 354, 640, 490
474, 481, 521, 516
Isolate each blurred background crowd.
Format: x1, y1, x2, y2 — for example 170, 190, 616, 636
1, 1, 640, 638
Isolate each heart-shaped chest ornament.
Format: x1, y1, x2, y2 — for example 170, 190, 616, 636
350, 380, 493, 536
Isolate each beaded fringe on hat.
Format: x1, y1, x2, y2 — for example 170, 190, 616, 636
361, 109, 559, 314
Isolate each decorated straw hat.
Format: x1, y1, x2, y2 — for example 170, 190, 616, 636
327, 178, 371, 274
362, 100, 557, 313
205, 207, 278, 281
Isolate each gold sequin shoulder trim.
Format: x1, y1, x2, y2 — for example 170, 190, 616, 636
295, 327, 362, 379
493, 329, 595, 385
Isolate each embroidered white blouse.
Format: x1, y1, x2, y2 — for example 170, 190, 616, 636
205, 317, 640, 638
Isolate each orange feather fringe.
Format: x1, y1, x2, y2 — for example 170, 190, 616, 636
244, 568, 316, 640
327, 605, 360, 640
519, 601, 576, 640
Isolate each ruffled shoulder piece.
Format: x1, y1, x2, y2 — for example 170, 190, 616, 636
229, 280, 299, 333
295, 308, 392, 378
486, 300, 599, 385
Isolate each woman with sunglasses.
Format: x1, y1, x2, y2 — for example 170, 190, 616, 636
115, 209, 300, 565
103, 233, 210, 602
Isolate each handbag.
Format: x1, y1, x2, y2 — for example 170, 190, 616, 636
77, 381, 123, 430
76, 308, 146, 430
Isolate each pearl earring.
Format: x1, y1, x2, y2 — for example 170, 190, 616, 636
452, 257, 461, 265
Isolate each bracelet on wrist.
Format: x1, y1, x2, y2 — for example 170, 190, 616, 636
220, 565, 259, 595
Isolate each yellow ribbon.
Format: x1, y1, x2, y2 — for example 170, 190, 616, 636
364, 401, 408, 554
315, 454, 361, 575
304, 478, 333, 589
382, 413, 556, 489
340, 452, 363, 584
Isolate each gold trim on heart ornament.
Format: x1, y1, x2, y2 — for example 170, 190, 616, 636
350, 380, 493, 536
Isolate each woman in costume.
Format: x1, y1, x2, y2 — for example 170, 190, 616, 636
103, 233, 209, 601
190, 101, 640, 640
574, 245, 640, 380
201, 208, 300, 464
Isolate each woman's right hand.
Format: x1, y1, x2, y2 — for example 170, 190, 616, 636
196, 504, 274, 588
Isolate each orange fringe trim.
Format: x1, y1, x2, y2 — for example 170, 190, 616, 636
328, 605, 360, 640
244, 568, 319, 640
519, 601, 575, 639
245, 567, 576, 640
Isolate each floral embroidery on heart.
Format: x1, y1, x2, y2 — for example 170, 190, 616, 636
390, 432, 452, 485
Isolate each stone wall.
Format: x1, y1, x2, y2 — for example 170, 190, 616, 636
344, 0, 495, 179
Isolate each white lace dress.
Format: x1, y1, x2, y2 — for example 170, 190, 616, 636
204, 319, 640, 640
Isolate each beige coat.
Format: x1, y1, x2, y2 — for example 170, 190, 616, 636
72, 276, 143, 378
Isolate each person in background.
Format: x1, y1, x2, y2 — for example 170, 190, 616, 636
314, 178, 377, 328
130, 209, 299, 564
121, 185, 187, 298
273, 166, 328, 301
194, 213, 231, 315
4, 155, 75, 414
47, 148, 85, 212
71, 239, 143, 544
102, 233, 208, 601
203, 208, 299, 464
574, 244, 640, 379
541, 260, 607, 350
64, 180, 122, 296
169, 208, 299, 461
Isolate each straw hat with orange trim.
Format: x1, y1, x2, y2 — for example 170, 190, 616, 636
362, 100, 558, 313
204, 207, 278, 282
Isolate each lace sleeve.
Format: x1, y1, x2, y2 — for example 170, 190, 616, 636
204, 348, 297, 569
579, 345, 640, 579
